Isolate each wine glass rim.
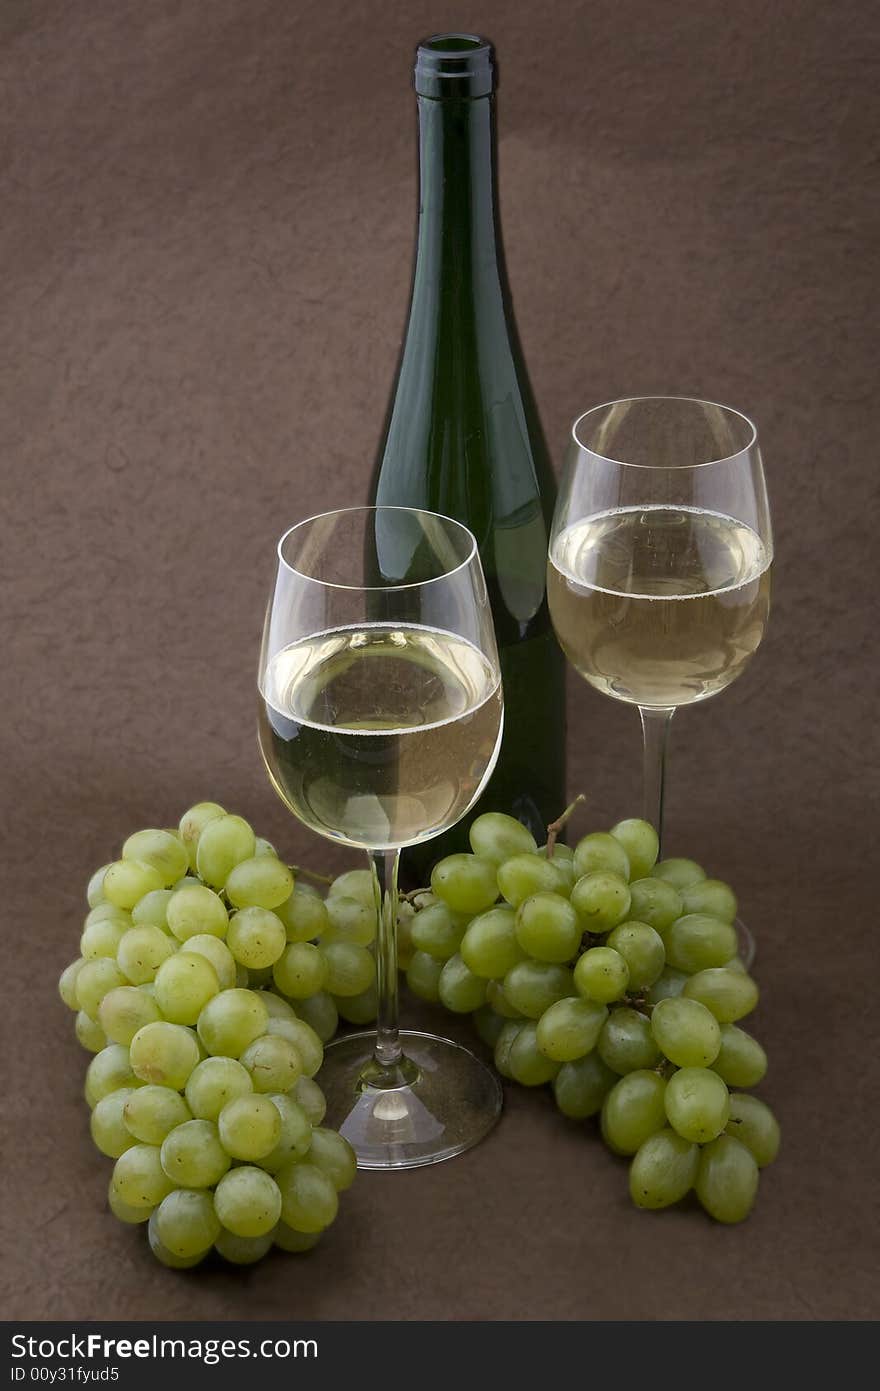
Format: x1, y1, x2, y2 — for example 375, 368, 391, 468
275, 505, 479, 591
571, 396, 758, 469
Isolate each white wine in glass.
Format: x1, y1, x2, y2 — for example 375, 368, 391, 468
548, 398, 773, 964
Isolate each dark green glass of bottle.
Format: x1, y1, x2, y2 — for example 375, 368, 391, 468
370, 34, 566, 874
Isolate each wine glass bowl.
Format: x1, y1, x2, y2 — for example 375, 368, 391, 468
258, 506, 504, 1168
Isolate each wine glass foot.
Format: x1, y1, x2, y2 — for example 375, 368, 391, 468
735, 917, 756, 971
319, 1029, 503, 1170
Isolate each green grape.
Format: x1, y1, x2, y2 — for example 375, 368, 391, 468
397, 901, 420, 965
493, 1020, 524, 1077
651, 996, 721, 1067
695, 1134, 759, 1223
184, 1057, 253, 1121
485, 979, 524, 1018
601, 1071, 668, 1155
235, 964, 250, 987
322, 895, 376, 946
710, 1024, 768, 1088
103, 860, 165, 911
154, 952, 220, 1025
184, 934, 236, 991
273, 1223, 322, 1254
626, 878, 683, 933
179, 801, 226, 869
98, 986, 162, 1045
277, 1161, 339, 1233
573, 832, 631, 881
75, 1010, 107, 1053
682, 968, 759, 1023
411, 902, 469, 961
535, 996, 606, 1061
108, 1180, 152, 1224
514, 893, 581, 964
225, 855, 294, 911
87, 863, 111, 908
76, 958, 129, 1019
259, 991, 298, 1021
59, 958, 85, 1010
542, 844, 576, 890
215, 1229, 275, 1264
334, 983, 378, 1025
218, 1094, 282, 1160
406, 950, 443, 1002
80, 915, 129, 961
130, 1021, 201, 1088
154, 1188, 220, 1259
166, 884, 228, 942
124, 1085, 192, 1144
460, 907, 524, 978
570, 873, 631, 933
131, 890, 174, 931
293, 991, 339, 1044
726, 1093, 781, 1167
160, 1119, 230, 1187
147, 1212, 207, 1269
651, 857, 706, 890
112, 1144, 175, 1209
646, 967, 689, 1006
573, 947, 629, 1004
508, 1021, 561, 1085
276, 889, 331, 944
293, 1076, 327, 1126
681, 878, 738, 922
722, 956, 748, 974
469, 811, 538, 864
318, 942, 374, 997
122, 829, 189, 887
496, 854, 568, 908
431, 854, 499, 915
226, 908, 287, 969
665, 1066, 730, 1142
327, 868, 375, 909
473, 1005, 507, 1049
606, 921, 666, 989
305, 1128, 357, 1191
609, 819, 659, 880
259, 1095, 313, 1173
273, 942, 328, 998
85, 901, 132, 929
664, 914, 738, 974
503, 960, 574, 1020
553, 1051, 618, 1119
197, 988, 268, 1057
195, 813, 256, 888
438, 953, 488, 1012
85, 1044, 139, 1106
90, 1087, 138, 1158
240, 1034, 302, 1093
629, 1128, 699, 1208
265, 1017, 323, 1076
116, 926, 175, 985
597, 1008, 660, 1074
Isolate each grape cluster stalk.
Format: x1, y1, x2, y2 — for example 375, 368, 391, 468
401, 808, 780, 1222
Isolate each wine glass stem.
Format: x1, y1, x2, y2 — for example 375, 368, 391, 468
638, 706, 675, 855
369, 847, 403, 1070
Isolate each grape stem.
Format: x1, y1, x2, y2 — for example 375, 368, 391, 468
288, 863, 335, 887
545, 794, 587, 856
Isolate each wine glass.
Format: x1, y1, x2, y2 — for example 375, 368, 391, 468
547, 398, 772, 964
258, 505, 504, 1168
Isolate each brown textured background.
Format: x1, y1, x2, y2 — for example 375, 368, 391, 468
2, 0, 878, 1321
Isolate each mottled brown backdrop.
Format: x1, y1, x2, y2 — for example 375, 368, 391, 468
1, 0, 877, 1321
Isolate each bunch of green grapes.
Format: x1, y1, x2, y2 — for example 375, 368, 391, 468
406, 812, 780, 1223
58, 802, 368, 1268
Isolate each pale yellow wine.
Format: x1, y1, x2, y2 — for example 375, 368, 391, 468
548, 506, 771, 708
259, 624, 503, 850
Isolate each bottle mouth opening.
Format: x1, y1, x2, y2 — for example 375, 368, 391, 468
415, 33, 495, 98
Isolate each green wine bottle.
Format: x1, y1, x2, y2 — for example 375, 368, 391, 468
369, 34, 566, 868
